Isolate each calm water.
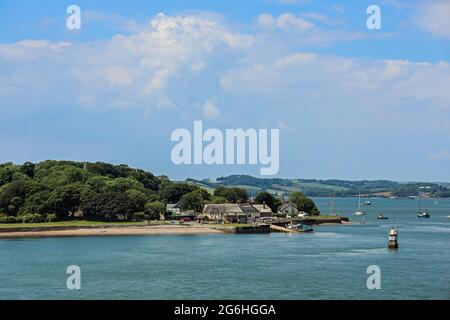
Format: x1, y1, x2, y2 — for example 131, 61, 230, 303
0, 197, 449, 300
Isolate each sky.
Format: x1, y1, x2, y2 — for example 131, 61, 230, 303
1, 0, 450, 181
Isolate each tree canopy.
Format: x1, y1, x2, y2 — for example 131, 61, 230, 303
0, 161, 200, 222
254, 191, 282, 212
0, 160, 322, 223
288, 192, 320, 215
213, 186, 248, 203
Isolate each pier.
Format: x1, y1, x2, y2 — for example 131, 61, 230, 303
270, 215, 348, 226
270, 224, 300, 233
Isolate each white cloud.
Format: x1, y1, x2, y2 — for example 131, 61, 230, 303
257, 14, 276, 30
415, 1, 450, 39
0, 13, 254, 111
1, 11, 449, 134
257, 13, 314, 31
102, 66, 135, 88
0, 40, 71, 62
202, 100, 221, 120
298, 12, 332, 25
277, 13, 314, 31
220, 53, 450, 130
383, 60, 409, 76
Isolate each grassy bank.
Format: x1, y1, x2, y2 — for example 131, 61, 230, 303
0, 220, 150, 229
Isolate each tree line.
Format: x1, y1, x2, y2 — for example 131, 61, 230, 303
0, 161, 319, 224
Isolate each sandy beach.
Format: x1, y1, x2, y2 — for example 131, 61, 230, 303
0, 224, 225, 239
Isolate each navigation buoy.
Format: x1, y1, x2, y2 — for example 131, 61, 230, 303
388, 227, 398, 249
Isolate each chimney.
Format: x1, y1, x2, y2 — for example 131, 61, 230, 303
263, 201, 266, 209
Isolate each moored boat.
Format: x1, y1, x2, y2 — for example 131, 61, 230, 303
417, 212, 431, 218
417, 198, 431, 218
377, 214, 389, 220
354, 193, 366, 216
287, 223, 313, 233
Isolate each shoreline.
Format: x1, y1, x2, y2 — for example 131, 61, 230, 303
0, 224, 225, 239
0, 219, 352, 239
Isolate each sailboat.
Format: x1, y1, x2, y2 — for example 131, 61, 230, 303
417, 198, 431, 218
354, 193, 366, 216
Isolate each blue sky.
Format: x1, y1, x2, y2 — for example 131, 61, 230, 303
1, 0, 450, 181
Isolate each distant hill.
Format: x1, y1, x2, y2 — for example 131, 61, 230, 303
186, 175, 450, 198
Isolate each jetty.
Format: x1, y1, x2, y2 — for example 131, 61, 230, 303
270, 224, 300, 233
270, 215, 348, 226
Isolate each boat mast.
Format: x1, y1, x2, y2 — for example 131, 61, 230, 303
358, 192, 361, 210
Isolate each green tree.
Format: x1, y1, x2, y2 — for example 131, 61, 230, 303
209, 195, 228, 204
289, 191, 320, 215
144, 201, 166, 220
130, 169, 160, 191
254, 191, 280, 212
213, 187, 248, 203
0, 181, 28, 215
179, 191, 205, 212
19, 190, 51, 215
80, 192, 137, 221
86, 176, 111, 193
12, 172, 31, 182
196, 188, 211, 201
105, 177, 146, 193
20, 162, 35, 178
36, 165, 89, 189
0, 166, 16, 187
159, 182, 197, 203
125, 189, 148, 212
46, 184, 86, 218
147, 193, 162, 202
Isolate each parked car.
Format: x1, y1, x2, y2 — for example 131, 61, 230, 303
298, 212, 309, 218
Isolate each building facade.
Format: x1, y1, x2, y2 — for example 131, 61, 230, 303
203, 203, 273, 222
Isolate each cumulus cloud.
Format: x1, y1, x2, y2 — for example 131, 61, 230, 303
0, 11, 449, 133
220, 53, 450, 129
415, 0, 450, 39
202, 100, 221, 120
0, 13, 254, 112
257, 13, 313, 31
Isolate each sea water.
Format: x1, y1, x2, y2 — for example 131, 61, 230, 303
0, 197, 449, 299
